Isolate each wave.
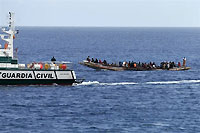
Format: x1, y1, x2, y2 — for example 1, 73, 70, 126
144, 122, 170, 127
77, 81, 138, 86
77, 80, 200, 86
99, 82, 138, 86
77, 81, 100, 86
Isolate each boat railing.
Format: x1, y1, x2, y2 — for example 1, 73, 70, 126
24, 61, 73, 70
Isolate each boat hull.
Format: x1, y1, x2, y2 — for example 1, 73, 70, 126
0, 79, 75, 85
0, 69, 77, 85
80, 62, 124, 71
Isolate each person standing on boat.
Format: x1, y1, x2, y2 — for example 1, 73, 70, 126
51, 56, 56, 61
51, 56, 56, 64
183, 57, 186, 67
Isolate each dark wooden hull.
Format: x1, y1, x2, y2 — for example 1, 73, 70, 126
80, 62, 124, 71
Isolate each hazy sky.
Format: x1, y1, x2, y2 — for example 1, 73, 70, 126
0, 0, 200, 27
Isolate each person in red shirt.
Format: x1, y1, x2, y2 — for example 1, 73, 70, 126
99, 59, 102, 64
178, 62, 181, 67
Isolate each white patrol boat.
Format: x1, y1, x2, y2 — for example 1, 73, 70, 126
0, 12, 81, 85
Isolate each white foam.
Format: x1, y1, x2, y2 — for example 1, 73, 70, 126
99, 82, 138, 86
76, 80, 200, 86
181, 80, 200, 83
146, 80, 200, 85
77, 81, 137, 86
151, 122, 170, 127
146, 81, 180, 84
77, 81, 100, 86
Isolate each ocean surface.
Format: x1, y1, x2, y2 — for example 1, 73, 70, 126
0, 27, 200, 132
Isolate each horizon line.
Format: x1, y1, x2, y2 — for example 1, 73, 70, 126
4, 26, 200, 28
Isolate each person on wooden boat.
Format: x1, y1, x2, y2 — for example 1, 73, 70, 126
119, 62, 122, 67
133, 63, 137, 68
149, 62, 153, 69
123, 62, 127, 67
138, 62, 141, 67
172, 62, 176, 68
122, 62, 126, 67
183, 57, 186, 67
94, 58, 98, 63
128, 61, 131, 68
152, 62, 156, 68
167, 62, 170, 69
91, 58, 94, 62
160, 62, 163, 69
103, 60, 107, 65
147, 63, 151, 69
87, 56, 91, 62
163, 62, 166, 69
178, 62, 181, 67
145, 63, 147, 68
169, 62, 173, 68
99, 59, 102, 64
130, 61, 134, 68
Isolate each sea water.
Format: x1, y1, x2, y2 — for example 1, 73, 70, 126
0, 27, 200, 132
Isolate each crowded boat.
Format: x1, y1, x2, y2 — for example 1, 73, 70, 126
80, 56, 190, 71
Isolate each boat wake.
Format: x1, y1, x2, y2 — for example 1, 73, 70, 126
77, 81, 138, 86
78, 81, 100, 86
76, 80, 200, 86
146, 80, 200, 85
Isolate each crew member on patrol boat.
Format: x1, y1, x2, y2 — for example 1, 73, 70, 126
51, 56, 56, 63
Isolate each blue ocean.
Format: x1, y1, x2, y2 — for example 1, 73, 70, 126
1, 27, 200, 132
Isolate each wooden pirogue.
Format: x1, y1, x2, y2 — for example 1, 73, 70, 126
80, 60, 191, 71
